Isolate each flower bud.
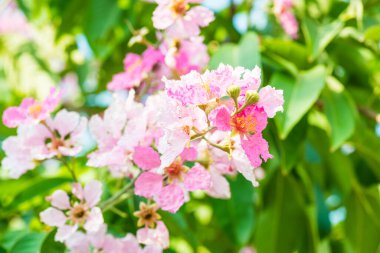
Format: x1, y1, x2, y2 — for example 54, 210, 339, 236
244, 90, 259, 107
226, 85, 241, 100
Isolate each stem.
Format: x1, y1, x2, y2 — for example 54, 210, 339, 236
61, 158, 78, 182
202, 136, 230, 153
358, 106, 380, 122
99, 177, 138, 211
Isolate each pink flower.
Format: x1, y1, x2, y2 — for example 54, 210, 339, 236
163, 36, 209, 74
108, 47, 164, 90
40, 181, 104, 242
41, 109, 87, 157
87, 92, 148, 176
210, 104, 271, 169
165, 64, 262, 106
274, 0, 299, 39
279, 11, 299, 39
1, 126, 39, 178
152, 0, 214, 38
1, 109, 86, 178
2, 87, 61, 128
137, 221, 169, 249
135, 161, 211, 213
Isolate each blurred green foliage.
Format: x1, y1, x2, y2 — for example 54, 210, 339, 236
1, 0, 380, 252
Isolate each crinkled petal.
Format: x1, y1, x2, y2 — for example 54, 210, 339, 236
258, 86, 284, 118
135, 172, 163, 198
157, 184, 185, 213
133, 146, 161, 170
184, 164, 212, 191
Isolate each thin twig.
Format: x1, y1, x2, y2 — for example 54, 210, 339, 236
99, 177, 138, 211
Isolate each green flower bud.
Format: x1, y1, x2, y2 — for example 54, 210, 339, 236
244, 90, 259, 106
226, 85, 241, 100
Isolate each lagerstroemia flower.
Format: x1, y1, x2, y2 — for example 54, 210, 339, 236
165, 63, 283, 170
2, 87, 61, 128
87, 91, 150, 176
153, 0, 214, 38
135, 157, 212, 213
1, 109, 87, 178
108, 47, 164, 91
40, 180, 104, 242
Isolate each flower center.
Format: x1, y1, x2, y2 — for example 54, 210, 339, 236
170, 0, 188, 16
28, 104, 43, 118
230, 113, 257, 137
69, 204, 89, 224
134, 203, 161, 228
164, 160, 187, 182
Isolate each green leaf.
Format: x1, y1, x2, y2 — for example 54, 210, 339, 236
345, 187, 380, 253
364, 25, 380, 41
271, 65, 326, 139
230, 175, 255, 246
352, 123, 380, 181
302, 18, 343, 61
84, 0, 122, 41
1, 230, 28, 251
277, 117, 308, 171
238, 32, 261, 69
255, 172, 315, 253
323, 76, 356, 151
262, 38, 309, 70
10, 232, 45, 253
209, 32, 261, 69
210, 175, 255, 246
209, 44, 238, 68
8, 177, 72, 209
40, 231, 65, 253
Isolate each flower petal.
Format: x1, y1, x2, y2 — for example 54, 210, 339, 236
135, 172, 163, 198
40, 207, 67, 227
157, 184, 185, 213
84, 207, 104, 232
184, 164, 212, 191
133, 146, 161, 170
84, 180, 103, 207
47, 190, 71, 210
55, 224, 78, 242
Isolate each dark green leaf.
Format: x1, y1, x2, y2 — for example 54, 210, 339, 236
323, 76, 357, 151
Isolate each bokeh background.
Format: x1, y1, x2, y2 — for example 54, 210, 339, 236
1, 0, 380, 252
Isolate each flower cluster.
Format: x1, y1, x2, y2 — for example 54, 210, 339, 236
1, 1, 284, 252
107, 0, 213, 94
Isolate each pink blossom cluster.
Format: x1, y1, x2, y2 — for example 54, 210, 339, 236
1, 1, 285, 252
273, 0, 299, 39
107, 0, 213, 93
